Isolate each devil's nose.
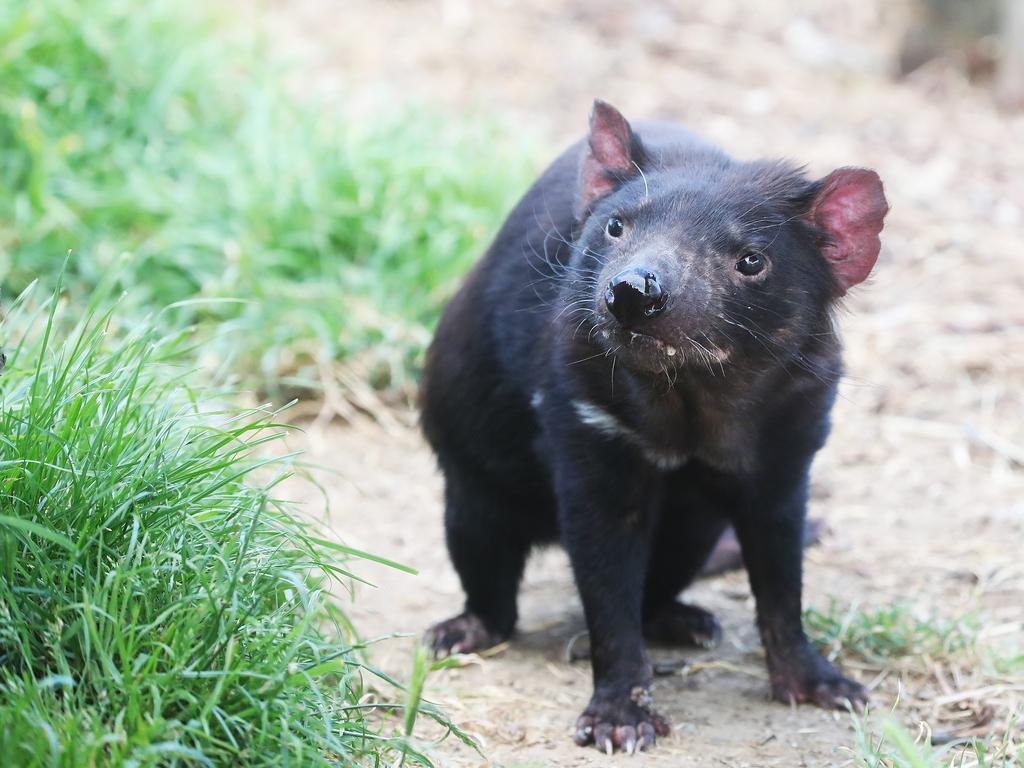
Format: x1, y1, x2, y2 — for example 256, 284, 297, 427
605, 267, 667, 326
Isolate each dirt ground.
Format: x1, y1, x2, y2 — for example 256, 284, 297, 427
260, 1, 1024, 765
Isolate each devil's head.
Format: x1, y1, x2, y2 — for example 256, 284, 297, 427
567, 100, 888, 376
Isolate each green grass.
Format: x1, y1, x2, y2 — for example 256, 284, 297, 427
0, 0, 537, 397
806, 600, 1022, 767
805, 599, 979, 665
0, 283, 467, 765
851, 711, 1022, 768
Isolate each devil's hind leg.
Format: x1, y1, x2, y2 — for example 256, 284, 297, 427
642, 475, 729, 649
426, 466, 539, 656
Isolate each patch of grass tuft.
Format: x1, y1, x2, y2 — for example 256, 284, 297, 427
850, 710, 1022, 768
808, 600, 1023, 768
805, 599, 979, 665
0, 284, 464, 765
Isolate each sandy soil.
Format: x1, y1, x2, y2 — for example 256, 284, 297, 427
259, 1, 1024, 765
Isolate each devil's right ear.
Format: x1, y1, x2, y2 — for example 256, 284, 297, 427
576, 100, 644, 221
807, 167, 888, 296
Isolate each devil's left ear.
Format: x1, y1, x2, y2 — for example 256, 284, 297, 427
576, 100, 644, 221
808, 167, 889, 296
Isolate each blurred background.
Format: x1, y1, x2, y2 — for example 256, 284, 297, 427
1, 0, 1022, 765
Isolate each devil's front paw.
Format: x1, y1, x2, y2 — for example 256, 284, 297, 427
424, 612, 508, 658
768, 643, 868, 711
573, 686, 671, 754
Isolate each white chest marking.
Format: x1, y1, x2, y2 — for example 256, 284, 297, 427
571, 400, 687, 471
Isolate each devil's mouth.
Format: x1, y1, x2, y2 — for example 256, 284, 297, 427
600, 327, 732, 367
602, 328, 680, 358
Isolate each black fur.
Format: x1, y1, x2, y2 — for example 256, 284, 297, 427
420, 103, 884, 753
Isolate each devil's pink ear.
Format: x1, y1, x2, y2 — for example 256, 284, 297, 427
576, 100, 642, 219
809, 167, 889, 296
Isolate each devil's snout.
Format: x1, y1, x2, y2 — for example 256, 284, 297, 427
604, 267, 667, 327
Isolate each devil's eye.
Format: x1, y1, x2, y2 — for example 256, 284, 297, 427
606, 217, 624, 238
736, 252, 766, 276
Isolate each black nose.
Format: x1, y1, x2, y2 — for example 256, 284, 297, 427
605, 267, 667, 327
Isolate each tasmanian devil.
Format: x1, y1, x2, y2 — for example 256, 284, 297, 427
419, 100, 888, 754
